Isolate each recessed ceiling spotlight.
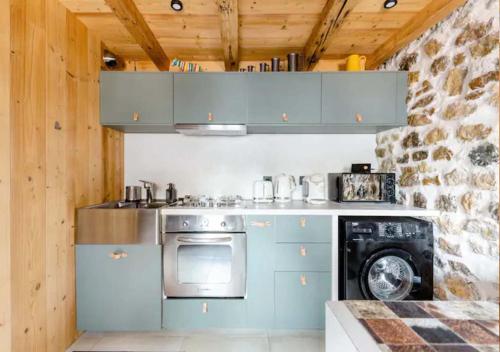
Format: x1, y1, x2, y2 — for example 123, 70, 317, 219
383, 0, 398, 9
171, 0, 183, 11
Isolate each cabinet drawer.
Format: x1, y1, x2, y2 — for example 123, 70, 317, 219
76, 245, 162, 331
275, 243, 331, 271
163, 299, 246, 329
276, 215, 331, 243
275, 272, 331, 329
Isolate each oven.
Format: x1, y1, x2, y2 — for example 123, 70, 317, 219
162, 215, 246, 298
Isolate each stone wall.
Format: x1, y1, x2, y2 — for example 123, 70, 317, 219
376, 0, 499, 300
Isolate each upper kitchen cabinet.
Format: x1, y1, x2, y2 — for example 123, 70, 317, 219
100, 72, 174, 131
174, 73, 248, 124
321, 72, 407, 127
247, 73, 321, 124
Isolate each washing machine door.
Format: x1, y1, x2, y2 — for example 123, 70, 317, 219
360, 249, 419, 301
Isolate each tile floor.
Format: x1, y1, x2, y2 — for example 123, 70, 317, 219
67, 330, 325, 352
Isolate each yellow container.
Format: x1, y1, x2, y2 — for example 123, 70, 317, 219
345, 54, 367, 71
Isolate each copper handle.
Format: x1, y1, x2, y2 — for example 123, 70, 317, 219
109, 251, 127, 260
202, 302, 208, 314
299, 217, 306, 228
250, 220, 272, 228
208, 112, 214, 121
300, 245, 307, 257
282, 113, 288, 122
355, 113, 363, 123
132, 112, 140, 121
300, 274, 307, 286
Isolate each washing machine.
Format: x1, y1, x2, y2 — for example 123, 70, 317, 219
339, 216, 433, 301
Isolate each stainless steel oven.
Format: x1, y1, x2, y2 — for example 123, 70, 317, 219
162, 215, 246, 298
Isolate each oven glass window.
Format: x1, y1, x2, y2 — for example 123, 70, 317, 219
177, 245, 232, 284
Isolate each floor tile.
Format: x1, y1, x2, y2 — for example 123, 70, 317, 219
67, 332, 104, 352
404, 319, 465, 344
385, 345, 434, 352
431, 345, 480, 352
269, 332, 324, 352
181, 334, 269, 352
474, 320, 500, 336
384, 302, 433, 318
473, 345, 500, 352
90, 331, 184, 351
361, 319, 424, 345
441, 320, 499, 345
345, 300, 398, 319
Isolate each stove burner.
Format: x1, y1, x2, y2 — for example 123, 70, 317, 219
174, 195, 243, 208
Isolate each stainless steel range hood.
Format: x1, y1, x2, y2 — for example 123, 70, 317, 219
175, 124, 247, 136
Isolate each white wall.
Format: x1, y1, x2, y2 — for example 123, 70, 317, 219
124, 133, 378, 199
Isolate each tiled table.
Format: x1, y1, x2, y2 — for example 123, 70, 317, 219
326, 300, 499, 352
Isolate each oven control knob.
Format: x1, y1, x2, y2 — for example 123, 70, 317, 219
220, 221, 227, 228
183, 220, 189, 228
202, 218, 209, 227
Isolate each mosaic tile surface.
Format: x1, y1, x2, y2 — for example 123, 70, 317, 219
345, 300, 500, 352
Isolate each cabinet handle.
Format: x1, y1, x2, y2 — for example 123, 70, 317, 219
299, 217, 306, 228
208, 112, 214, 121
300, 245, 307, 257
202, 302, 208, 314
250, 220, 272, 228
282, 113, 288, 122
300, 274, 307, 286
355, 113, 363, 123
132, 112, 140, 121
109, 251, 128, 260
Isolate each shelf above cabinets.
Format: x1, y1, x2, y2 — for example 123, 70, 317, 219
100, 71, 408, 134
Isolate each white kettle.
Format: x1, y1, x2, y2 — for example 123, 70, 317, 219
253, 180, 274, 203
303, 174, 326, 204
274, 174, 296, 203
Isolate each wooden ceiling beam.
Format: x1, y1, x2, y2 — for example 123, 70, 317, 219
215, 0, 239, 71
104, 0, 170, 71
303, 0, 361, 71
366, 0, 467, 69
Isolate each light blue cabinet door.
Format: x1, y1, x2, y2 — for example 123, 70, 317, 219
164, 299, 246, 329
76, 245, 162, 331
247, 73, 321, 124
174, 73, 248, 124
322, 72, 399, 125
396, 71, 409, 124
100, 72, 173, 125
276, 215, 332, 243
246, 216, 276, 328
275, 243, 331, 272
275, 272, 331, 329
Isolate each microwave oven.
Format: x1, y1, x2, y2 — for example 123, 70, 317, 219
328, 173, 396, 203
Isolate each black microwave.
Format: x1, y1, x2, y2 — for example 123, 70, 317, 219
328, 173, 396, 203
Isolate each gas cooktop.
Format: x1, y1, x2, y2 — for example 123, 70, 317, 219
170, 195, 244, 208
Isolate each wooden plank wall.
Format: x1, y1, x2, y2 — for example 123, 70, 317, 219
0, 0, 12, 350
7, 0, 124, 351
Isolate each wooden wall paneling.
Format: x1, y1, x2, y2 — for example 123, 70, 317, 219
10, 0, 49, 351
0, 0, 11, 348
215, 0, 239, 71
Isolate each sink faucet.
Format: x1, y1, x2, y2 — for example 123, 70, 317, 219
139, 180, 155, 204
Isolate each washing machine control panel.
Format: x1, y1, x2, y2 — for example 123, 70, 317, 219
348, 221, 427, 241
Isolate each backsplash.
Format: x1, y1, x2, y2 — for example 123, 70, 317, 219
124, 133, 377, 199
376, 0, 499, 300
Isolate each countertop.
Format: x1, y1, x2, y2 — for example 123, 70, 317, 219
326, 300, 499, 352
160, 200, 439, 217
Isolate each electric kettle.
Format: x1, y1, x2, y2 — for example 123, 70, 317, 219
274, 174, 296, 203
253, 180, 274, 203
303, 174, 326, 204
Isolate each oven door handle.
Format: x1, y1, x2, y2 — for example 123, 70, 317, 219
176, 236, 233, 244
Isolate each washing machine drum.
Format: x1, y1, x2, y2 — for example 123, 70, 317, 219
360, 249, 419, 301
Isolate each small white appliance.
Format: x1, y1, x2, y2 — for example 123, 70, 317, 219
253, 180, 274, 203
303, 174, 326, 204
274, 174, 296, 203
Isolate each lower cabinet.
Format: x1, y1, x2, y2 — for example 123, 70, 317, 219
275, 272, 331, 329
76, 244, 162, 331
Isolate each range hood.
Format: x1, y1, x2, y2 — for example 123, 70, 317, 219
175, 124, 247, 136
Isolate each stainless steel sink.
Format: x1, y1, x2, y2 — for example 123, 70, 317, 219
77, 201, 166, 245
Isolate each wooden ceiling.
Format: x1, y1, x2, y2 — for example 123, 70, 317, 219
59, 0, 466, 70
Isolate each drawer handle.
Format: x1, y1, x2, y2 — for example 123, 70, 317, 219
300, 274, 307, 286
282, 113, 288, 122
299, 217, 306, 228
202, 302, 208, 314
250, 220, 272, 228
300, 246, 307, 257
208, 112, 214, 121
109, 251, 128, 260
132, 112, 140, 121
355, 113, 363, 123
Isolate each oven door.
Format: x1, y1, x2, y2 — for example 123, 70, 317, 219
163, 232, 246, 298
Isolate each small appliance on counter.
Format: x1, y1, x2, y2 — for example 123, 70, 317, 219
165, 183, 177, 204
338, 216, 433, 301
273, 173, 296, 203
302, 174, 326, 204
328, 172, 396, 203
253, 179, 274, 203
125, 185, 142, 202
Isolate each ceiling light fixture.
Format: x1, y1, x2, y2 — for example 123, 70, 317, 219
383, 0, 398, 9
171, 0, 183, 11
